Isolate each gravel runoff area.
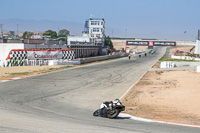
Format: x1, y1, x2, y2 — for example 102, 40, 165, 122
122, 46, 200, 126
0, 65, 73, 80
122, 69, 200, 126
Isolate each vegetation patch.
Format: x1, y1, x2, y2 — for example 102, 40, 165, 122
105, 58, 121, 61
137, 80, 152, 86
129, 108, 133, 110
49, 66, 73, 71
156, 71, 163, 75
159, 57, 199, 62
9, 72, 30, 75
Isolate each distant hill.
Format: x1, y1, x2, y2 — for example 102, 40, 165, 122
0, 19, 84, 35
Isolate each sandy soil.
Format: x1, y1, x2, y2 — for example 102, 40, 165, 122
152, 62, 160, 68
0, 65, 70, 80
122, 70, 200, 125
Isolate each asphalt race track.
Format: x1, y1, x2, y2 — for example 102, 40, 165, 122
0, 47, 199, 133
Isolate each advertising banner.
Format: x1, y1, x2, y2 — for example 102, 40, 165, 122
27, 51, 63, 60
127, 41, 176, 46
149, 41, 153, 46
153, 42, 176, 46
127, 41, 149, 46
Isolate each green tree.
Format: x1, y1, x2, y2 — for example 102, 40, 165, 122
105, 36, 113, 49
58, 29, 70, 37
9, 31, 15, 36
22, 31, 34, 39
43, 30, 57, 38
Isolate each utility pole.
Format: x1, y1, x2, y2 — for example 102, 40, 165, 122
125, 29, 127, 39
16, 24, 19, 38
111, 29, 113, 37
0, 24, 3, 38
125, 29, 127, 53
58, 27, 60, 36
184, 31, 186, 54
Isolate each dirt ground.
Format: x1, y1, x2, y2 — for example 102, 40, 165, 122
123, 46, 200, 126
0, 65, 70, 80
122, 70, 200, 125
152, 62, 161, 68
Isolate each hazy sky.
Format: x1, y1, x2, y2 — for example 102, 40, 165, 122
1, 0, 200, 40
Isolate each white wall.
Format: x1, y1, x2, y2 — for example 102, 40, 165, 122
0, 43, 24, 60
194, 40, 200, 54
176, 41, 196, 46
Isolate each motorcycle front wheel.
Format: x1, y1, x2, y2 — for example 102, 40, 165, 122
93, 109, 100, 116
107, 109, 120, 119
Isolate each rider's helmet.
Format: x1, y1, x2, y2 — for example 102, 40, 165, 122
113, 99, 120, 104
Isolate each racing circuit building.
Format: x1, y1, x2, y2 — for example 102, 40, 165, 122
0, 38, 104, 67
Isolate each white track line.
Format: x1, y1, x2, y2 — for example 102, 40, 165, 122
119, 113, 200, 128
0, 77, 22, 83
11, 77, 22, 80
0, 80, 10, 83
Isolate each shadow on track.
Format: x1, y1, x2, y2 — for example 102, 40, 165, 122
115, 116, 131, 120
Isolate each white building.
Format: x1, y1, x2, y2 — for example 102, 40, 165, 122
67, 36, 90, 45
0, 43, 24, 61
82, 17, 105, 46
31, 31, 44, 39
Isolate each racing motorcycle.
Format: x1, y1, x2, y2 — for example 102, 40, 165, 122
93, 102, 125, 119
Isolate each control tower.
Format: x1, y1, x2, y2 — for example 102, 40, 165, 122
82, 16, 105, 46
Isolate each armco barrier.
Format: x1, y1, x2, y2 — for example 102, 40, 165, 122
48, 59, 80, 65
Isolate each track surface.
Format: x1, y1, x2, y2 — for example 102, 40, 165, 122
0, 47, 199, 133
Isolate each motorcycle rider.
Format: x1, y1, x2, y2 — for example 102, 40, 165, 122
99, 99, 121, 117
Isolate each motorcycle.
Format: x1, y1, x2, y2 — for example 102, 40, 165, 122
93, 102, 125, 119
